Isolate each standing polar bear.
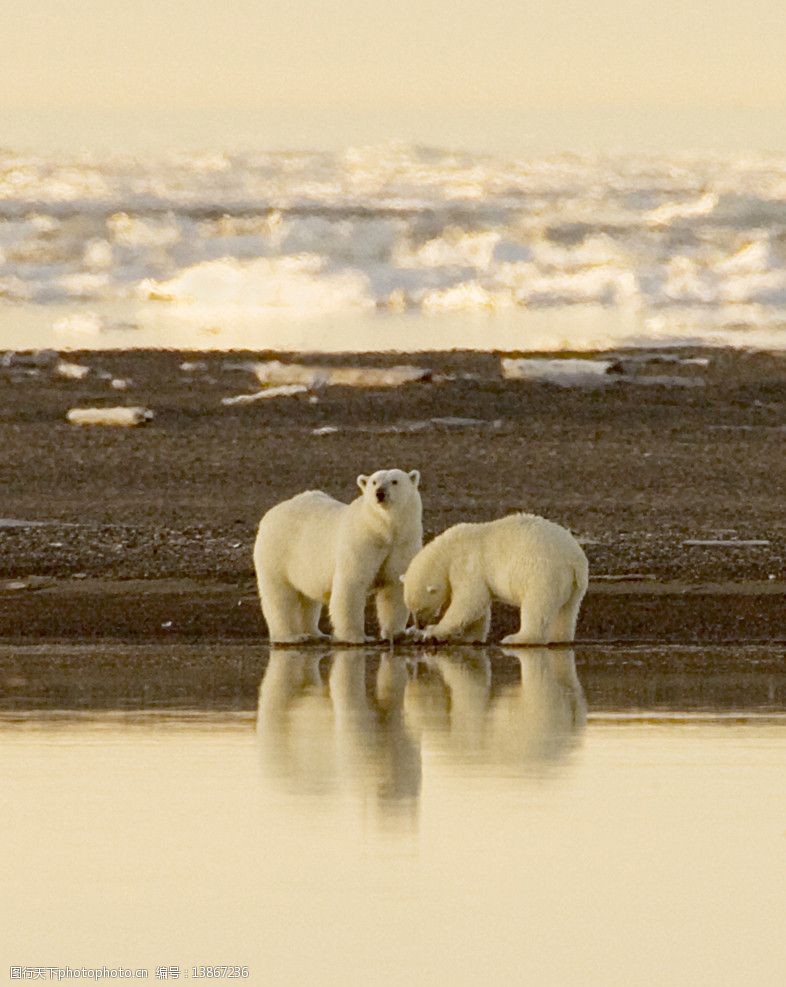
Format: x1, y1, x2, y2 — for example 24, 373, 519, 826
254, 469, 422, 643
403, 513, 588, 645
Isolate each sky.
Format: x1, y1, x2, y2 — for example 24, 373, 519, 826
3, 0, 786, 152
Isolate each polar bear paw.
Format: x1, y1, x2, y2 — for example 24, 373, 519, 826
410, 624, 451, 643
379, 628, 408, 644
332, 633, 374, 645
501, 633, 547, 647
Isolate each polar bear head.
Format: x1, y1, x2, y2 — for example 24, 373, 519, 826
402, 547, 449, 627
357, 468, 421, 521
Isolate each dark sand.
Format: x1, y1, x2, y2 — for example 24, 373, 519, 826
1, 347, 783, 643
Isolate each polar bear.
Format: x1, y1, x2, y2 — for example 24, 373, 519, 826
402, 513, 588, 645
254, 469, 422, 643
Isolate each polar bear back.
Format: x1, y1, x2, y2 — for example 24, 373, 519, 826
473, 514, 585, 600
421, 513, 587, 605
255, 490, 348, 603
480, 512, 585, 563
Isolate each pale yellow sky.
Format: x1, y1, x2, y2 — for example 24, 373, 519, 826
3, 0, 786, 150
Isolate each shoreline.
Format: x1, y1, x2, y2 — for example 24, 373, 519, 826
1, 577, 783, 644
1, 637, 784, 715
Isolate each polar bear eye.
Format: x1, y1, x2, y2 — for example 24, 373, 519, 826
391, 479, 398, 485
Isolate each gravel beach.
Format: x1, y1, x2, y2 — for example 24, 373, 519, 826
1, 346, 783, 642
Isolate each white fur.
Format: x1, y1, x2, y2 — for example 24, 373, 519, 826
254, 469, 422, 643
403, 513, 588, 644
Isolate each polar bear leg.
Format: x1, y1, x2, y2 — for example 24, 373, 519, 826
259, 578, 310, 643
300, 595, 328, 640
549, 596, 581, 643
375, 583, 410, 641
464, 607, 492, 643
422, 583, 490, 642
501, 608, 552, 645
329, 575, 370, 643
502, 580, 564, 646
547, 572, 586, 642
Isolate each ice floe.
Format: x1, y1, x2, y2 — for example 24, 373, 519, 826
55, 360, 91, 380
141, 255, 375, 317
2, 145, 786, 349
221, 384, 309, 405
501, 357, 618, 385
66, 407, 154, 426
0, 518, 49, 529
252, 360, 430, 388
683, 539, 770, 547
311, 417, 501, 435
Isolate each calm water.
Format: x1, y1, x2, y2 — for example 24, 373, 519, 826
2, 644, 785, 986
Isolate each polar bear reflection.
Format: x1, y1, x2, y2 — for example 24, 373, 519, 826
256, 648, 421, 814
406, 647, 586, 772
256, 646, 586, 815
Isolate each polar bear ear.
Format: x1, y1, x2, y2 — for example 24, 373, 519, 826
408, 469, 421, 487
357, 474, 368, 491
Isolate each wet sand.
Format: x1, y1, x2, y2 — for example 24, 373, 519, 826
2, 642, 784, 713
0, 346, 783, 642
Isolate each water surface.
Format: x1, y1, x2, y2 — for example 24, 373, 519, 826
2, 644, 784, 986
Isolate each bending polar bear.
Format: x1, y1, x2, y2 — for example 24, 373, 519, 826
254, 469, 422, 643
403, 513, 588, 645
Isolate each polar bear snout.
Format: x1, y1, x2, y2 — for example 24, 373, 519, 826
359, 468, 422, 515
403, 579, 445, 628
